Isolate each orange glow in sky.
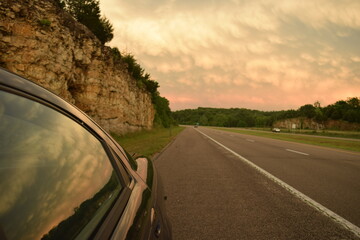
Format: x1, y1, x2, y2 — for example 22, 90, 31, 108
100, 0, 360, 111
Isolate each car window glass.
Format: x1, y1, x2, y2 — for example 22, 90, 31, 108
0, 90, 123, 240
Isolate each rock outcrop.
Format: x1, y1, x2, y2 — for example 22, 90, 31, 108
273, 117, 360, 131
0, 0, 155, 134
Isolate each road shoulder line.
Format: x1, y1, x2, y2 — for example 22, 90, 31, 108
196, 129, 360, 238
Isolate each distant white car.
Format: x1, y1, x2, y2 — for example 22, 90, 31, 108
272, 128, 281, 132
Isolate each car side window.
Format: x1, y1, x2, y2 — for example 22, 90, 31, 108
0, 90, 123, 240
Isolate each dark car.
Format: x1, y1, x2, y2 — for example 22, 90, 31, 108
0, 68, 172, 240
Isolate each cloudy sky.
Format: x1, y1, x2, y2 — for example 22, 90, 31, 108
100, 0, 360, 111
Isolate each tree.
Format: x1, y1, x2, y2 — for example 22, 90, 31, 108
344, 110, 359, 122
120, 53, 173, 128
212, 114, 227, 127
122, 54, 144, 81
313, 101, 326, 123
314, 107, 326, 123
144, 78, 159, 96
111, 47, 121, 62
61, 0, 114, 44
153, 95, 172, 128
299, 104, 316, 118
330, 108, 342, 120
98, 16, 114, 44
255, 115, 268, 127
314, 101, 321, 108
347, 97, 359, 108
199, 115, 208, 126
225, 115, 237, 127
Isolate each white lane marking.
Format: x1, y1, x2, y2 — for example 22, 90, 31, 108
196, 129, 360, 238
286, 149, 309, 156
246, 139, 255, 142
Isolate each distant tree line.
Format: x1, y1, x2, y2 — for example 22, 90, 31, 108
172, 97, 360, 128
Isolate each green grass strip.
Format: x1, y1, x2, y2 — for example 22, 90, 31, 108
210, 127, 360, 153
111, 126, 185, 158
249, 127, 360, 139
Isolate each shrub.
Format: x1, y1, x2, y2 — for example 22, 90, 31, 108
38, 19, 51, 27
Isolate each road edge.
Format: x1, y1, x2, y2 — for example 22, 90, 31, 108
152, 127, 186, 162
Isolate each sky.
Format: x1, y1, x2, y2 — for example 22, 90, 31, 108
100, 0, 360, 111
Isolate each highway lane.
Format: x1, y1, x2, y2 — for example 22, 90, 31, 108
199, 127, 360, 227
155, 127, 360, 239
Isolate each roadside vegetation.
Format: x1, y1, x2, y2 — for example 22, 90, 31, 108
210, 127, 360, 153
248, 127, 360, 139
120, 53, 174, 128
111, 126, 185, 158
56, 0, 114, 44
173, 97, 360, 130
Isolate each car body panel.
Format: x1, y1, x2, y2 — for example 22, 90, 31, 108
0, 68, 172, 240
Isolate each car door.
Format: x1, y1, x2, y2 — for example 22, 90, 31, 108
0, 82, 133, 239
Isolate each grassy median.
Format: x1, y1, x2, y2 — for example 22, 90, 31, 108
111, 126, 185, 158
210, 127, 360, 153
249, 127, 360, 139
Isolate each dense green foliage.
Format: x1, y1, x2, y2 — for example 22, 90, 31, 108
173, 97, 360, 127
121, 53, 173, 128
153, 95, 172, 128
323, 98, 360, 122
111, 47, 122, 63
58, 0, 114, 44
121, 54, 154, 89
173, 107, 274, 127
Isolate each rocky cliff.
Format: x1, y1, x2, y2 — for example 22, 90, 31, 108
0, 0, 155, 134
273, 117, 360, 131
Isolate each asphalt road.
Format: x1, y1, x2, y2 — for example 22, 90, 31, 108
155, 127, 360, 240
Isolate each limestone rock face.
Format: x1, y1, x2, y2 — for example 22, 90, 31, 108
273, 117, 360, 131
0, 0, 154, 134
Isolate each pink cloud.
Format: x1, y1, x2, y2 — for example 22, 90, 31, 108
100, 0, 360, 112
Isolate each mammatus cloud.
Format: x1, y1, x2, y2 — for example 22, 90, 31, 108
101, 0, 360, 110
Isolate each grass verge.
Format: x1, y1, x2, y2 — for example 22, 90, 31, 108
210, 127, 360, 153
111, 126, 185, 158
249, 127, 360, 139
